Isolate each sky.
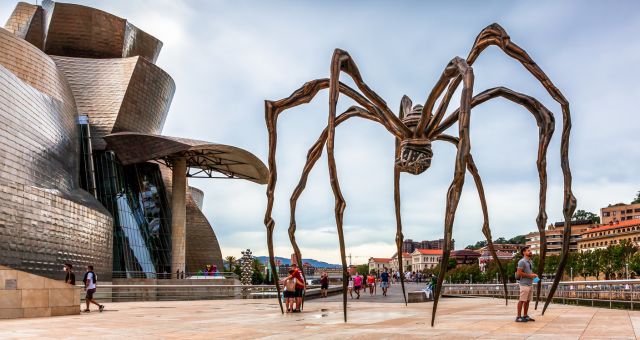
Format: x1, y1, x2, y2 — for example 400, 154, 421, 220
2, 0, 639, 265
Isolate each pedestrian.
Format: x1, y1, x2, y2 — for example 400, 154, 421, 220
367, 273, 376, 295
281, 269, 297, 312
289, 263, 305, 312
63, 263, 75, 285
515, 246, 537, 323
380, 268, 390, 297
320, 271, 329, 298
347, 275, 354, 298
353, 273, 363, 299
83, 265, 104, 313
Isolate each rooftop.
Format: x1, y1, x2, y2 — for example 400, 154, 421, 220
582, 219, 640, 235
413, 249, 443, 255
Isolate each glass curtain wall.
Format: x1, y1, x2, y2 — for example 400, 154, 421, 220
93, 151, 172, 278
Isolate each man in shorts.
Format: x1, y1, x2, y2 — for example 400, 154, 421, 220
353, 273, 363, 299
83, 265, 104, 313
320, 271, 329, 298
290, 263, 305, 312
380, 268, 390, 296
516, 246, 537, 322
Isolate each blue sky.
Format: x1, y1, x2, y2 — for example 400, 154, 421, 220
3, 1, 639, 264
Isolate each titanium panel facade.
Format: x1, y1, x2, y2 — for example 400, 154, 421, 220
42, 0, 162, 62
0, 26, 113, 280
53, 56, 175, 150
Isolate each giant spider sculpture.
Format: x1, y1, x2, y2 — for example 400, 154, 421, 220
263, 23, 576, 326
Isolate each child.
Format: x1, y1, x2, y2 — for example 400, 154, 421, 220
347, 275, 354, 298
282, 269, 297, 312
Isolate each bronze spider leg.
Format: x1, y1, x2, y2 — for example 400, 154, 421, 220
265, 78, 391, 314
429, 57, 474, 327
394, 96, 412, 306
287, 106, 381, 311
435, 133, 510, 305
426, 23, 576, 315
327, 49, 405, 322
433, 86, 556, 309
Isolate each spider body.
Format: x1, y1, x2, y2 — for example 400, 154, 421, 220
397, 105, 433, 174
263, 23, 576, 327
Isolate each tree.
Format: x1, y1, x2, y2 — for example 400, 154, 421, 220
224, 256, 236, 272
633, 191, 640, 204
572, 209, 600, 224
628, 252, 640, 277
507, 235, 527, 245
466, 240, 487, 250
356, 264, 369, 275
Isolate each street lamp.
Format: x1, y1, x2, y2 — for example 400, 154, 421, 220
496, 272, 499, 284
570, 267, 573, 281
626, 263, 629, 280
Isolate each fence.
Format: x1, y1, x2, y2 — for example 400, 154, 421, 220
443, 279, 640, 310
111, 271, 239, 279
79, 284, 339, 302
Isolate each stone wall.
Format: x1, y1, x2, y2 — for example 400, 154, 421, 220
0, 265, 80, 319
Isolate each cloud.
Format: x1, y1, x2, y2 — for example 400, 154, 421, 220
3, 1, 638, 264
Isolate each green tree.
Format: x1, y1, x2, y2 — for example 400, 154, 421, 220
507, 235, 527, 245
628, 252, 640, 277
466, 240, 487, 250
572, 209, 600, 224
632, 191, 640, 204
224, 256, 236, 272
545, 255, 561, 275
356, 264, 369, 275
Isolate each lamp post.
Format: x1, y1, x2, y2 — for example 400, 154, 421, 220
496, 272, 499, 284
626, 263, 629, 280
570, 267, 573, 281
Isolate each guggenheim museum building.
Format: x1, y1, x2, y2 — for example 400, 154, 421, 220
0, 1, 268, 280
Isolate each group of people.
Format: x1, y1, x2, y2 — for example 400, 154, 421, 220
62, 263, 105, 313
280, 263, 306, 313
347, 267, 392, 299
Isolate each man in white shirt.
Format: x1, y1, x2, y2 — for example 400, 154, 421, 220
83, 265, 104, 313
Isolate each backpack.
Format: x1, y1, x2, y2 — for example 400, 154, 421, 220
83, 271, 97, 286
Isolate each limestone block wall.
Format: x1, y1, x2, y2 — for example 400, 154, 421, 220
0, 265, 80, 319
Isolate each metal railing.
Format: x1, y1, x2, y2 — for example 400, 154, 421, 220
110, 271, 239, 279
443, 279, 640, 310
78, 284, 340, 302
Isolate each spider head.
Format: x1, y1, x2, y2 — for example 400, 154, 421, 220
395, 102, 432, 175
396, 138, 432, 175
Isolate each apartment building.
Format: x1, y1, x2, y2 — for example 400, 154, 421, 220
601, 203, 640, 224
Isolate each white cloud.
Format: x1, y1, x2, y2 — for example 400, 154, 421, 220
3, 0, 638, 264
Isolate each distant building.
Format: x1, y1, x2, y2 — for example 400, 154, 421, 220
402, 238, 452, 253
411, 249, 443, 271
601, 203, 640, 224
368, 258, 391, 273
525, 220, 594, 255
478, 251, 514, 272
578, 219, 640, 252
476, 244, 524, 256
390, 252, 412, 272
450, 249, 481, 266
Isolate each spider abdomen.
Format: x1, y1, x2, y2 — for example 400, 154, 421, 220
396, 138, 432, 175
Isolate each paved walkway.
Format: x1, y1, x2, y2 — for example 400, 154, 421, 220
1, 283, 639, 339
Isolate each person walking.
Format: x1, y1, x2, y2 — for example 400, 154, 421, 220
353, 273, 363, 299
83, 265, 104, 313
515, 246, 537, 322
63, 263, 75, 285
320, 271, 329, 298
347, 275, 354, 298
380, 268, 390, 297
367, 273, 376, 296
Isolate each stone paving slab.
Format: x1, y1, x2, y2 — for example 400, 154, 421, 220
0, 292, 639, 339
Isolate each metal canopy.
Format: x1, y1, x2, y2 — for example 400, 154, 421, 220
104, 132, 268, 184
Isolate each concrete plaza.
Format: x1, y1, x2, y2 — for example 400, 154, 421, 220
1, 283, 639, 339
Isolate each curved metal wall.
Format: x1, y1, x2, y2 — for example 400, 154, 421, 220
53, 56, 175, 150
0, 27, 113, 280
42, 0, 162, 62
